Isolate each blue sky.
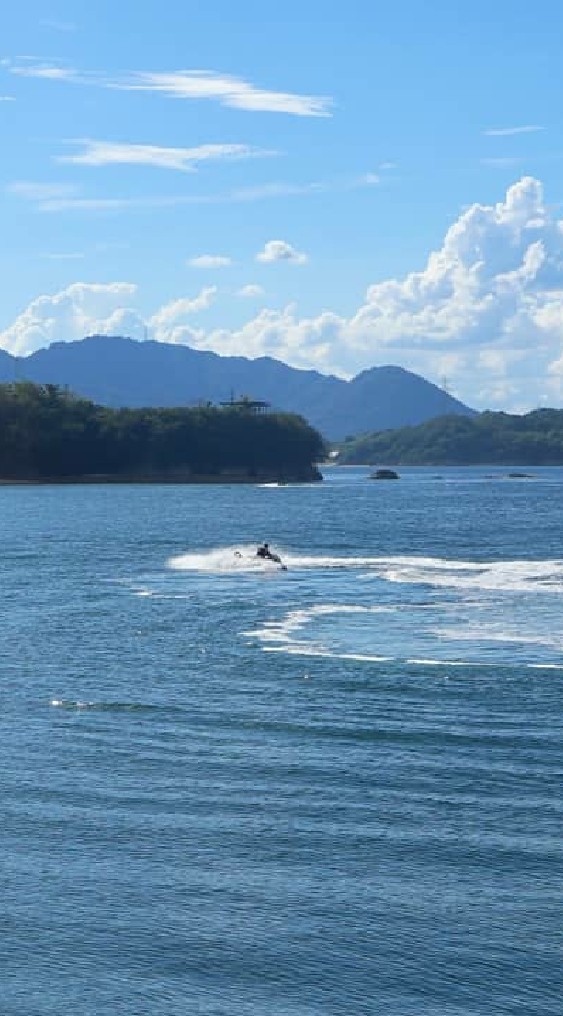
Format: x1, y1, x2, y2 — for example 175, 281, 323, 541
2, 0, 563, 410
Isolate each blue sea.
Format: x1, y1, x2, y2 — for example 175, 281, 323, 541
2, 466, 562, 1016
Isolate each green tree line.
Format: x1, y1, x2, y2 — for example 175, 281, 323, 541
337, 409, 563, 465
0, 383, 326, 480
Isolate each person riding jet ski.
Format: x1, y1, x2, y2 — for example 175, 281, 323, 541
256, 543, 285, 566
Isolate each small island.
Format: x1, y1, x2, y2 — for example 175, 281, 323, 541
0, 383, 325, 483
336, 409, 563, 466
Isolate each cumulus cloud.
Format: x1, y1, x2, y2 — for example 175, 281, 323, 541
5, 178, 563, 410
0, 283, 215, 355
188, 255, 232, 268
0, 283, 140, 355
256, 240, 308, 264
149, 288, 216, 344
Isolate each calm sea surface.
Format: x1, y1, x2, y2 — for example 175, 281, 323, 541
2, 466, 562, 1015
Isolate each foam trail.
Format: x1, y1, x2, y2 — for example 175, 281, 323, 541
169, 548, 563, 592
433, 625, 563, 651
263, 646, 392, 662
241, 604, 394, 644
244, 594, 563, 670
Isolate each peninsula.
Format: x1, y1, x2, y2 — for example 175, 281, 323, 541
0, 383, 325, 483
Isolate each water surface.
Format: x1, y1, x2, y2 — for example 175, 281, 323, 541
2, 466, 561, 1015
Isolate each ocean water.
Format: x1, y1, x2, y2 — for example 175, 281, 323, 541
1, 465, 562, 1016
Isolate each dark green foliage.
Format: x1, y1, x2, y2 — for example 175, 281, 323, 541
337, 409, 563, 465
0, 383, 326, 479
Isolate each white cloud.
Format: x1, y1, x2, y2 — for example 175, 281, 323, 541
13, 192, 191, 213
43, 252, 85, 261
40, 19, 77, 31
8, 171, 376, 214
150, 288, 216, 325
481, 157, 523, 168
149, 290, 216, 344
8, 61, 332, 116
8, 181, 78, 202
58, 140, 271, 172
6, 178, 563, 411
0, 282, 140, 355
109, 69, 331, 117
0, 95, 15, 101
256, 240, 308, 264
237, 284, 265, 298
0, 283, 216, 356
189, 255, 232, 268
10, 62, 77, 81
484, 125, 543, 137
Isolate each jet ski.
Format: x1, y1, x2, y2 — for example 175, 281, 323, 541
235, 546, 287, 571
256, 543, 286, 569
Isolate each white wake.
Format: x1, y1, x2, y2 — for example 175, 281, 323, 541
167, 546, 563, 592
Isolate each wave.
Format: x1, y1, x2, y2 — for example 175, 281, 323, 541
244, 600, 563, 670
258, 649, 563, 670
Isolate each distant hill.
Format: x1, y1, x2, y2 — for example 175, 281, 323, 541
337, 410, 563, 465
0, 335, 476, 440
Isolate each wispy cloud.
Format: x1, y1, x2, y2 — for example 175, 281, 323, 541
8, 181, 79, 201
7, 60, 332, 116
256, 240, 308, 265
7, 170, 378, 213
231, 180, 326, 201
230, 173, 379, 202
10, 61, 77, 81
481, 157, 524, 168
58, 139, 273, 172
40, 19, 77, 32
42, 252, 85, 260
189, 255, 232, 268
118, 70, 332, 117
237, 284, 264, 298
0, 95, 15, 101
484, 125, 543, 137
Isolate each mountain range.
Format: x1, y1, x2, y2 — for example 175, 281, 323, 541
0, 335, 476, 440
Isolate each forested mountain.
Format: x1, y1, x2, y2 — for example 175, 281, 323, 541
0, 335, 475, 440
0, 382, 324, 481
337, 409, 563, 465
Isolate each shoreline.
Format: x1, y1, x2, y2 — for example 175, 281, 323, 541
0, 468, 323, 486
